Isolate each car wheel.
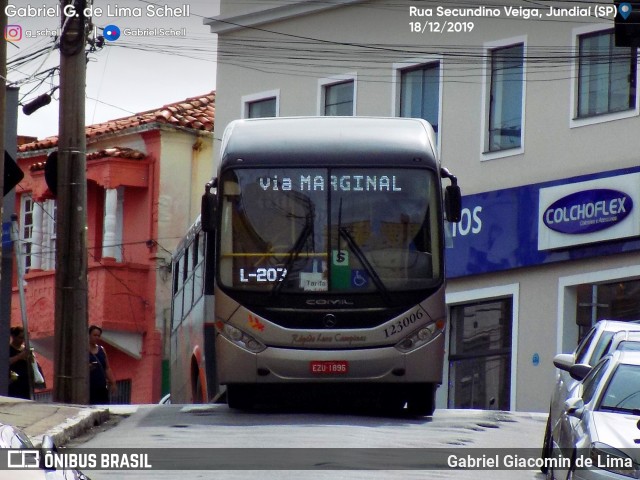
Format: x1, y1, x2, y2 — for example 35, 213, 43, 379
565, 463, 575, 480
540, 415, 552, 474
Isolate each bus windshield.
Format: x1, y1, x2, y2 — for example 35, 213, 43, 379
219, 167, 441, 293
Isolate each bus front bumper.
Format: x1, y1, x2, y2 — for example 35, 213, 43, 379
216, 333, 444, 385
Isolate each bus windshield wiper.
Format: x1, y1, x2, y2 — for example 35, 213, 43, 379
338, 226, 392, 305
271, 221, 312, 296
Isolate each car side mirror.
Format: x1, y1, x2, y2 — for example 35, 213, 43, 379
569, 363, 592, 381
564, 397, 585, 418
41, 435, 55, 450
553, 353, 575, 372
40, 434, 57, 469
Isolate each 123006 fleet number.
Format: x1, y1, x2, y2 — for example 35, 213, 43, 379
384, 309, 424, 338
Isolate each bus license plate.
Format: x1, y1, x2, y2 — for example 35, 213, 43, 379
310, 360, 349, 374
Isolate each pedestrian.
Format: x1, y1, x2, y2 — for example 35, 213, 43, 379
89, 325, 117, 404
9, 326, 31, 399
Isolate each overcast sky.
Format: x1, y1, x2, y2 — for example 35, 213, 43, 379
8, 0, 219, 140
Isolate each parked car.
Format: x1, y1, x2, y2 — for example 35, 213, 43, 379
0, 423, 90, 479
601, 330, 640, 356
541, 319, 640, 473
546, 350, 640, 480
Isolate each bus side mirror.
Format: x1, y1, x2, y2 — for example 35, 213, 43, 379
445, 185, 462, 223
201, 180, 217, 233
441, 168, 461, 223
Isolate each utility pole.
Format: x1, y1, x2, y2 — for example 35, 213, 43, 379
54, 0, 89, 404
0, 0, 7, 396
1, 88, 19, 397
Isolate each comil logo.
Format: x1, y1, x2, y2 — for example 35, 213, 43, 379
4, 25, 22, 41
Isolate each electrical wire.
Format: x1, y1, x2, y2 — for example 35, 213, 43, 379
9, 0, 633, 126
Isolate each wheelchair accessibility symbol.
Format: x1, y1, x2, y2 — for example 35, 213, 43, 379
351, 270, 368, 288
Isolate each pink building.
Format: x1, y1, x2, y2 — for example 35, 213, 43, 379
12, 93, 215, 403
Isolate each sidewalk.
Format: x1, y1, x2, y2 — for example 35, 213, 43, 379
0, 396, 111, 447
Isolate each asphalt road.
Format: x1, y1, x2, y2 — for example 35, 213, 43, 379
70, 404, 548, 479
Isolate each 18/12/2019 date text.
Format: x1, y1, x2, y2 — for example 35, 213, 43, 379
410, 21, 474, 33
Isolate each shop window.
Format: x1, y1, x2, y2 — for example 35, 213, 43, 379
448, 298, 512, 410
576, 279, 640, 339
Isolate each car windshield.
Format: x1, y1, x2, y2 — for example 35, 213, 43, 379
218, 167, 441, 293
618, 340, 640, 352
599, 364, 640, 413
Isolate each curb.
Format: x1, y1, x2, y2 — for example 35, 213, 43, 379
31, 407, 110, 448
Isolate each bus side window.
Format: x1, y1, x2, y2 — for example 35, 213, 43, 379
172, 256, 184, 329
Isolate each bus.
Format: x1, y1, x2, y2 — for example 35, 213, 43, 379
172, 116, 461, 414
169, 216, 217, 403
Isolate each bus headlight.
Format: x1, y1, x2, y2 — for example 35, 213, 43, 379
221, 324, 266, 353
394, 320, 444, 353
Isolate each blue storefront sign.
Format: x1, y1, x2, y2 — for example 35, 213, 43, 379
542, 189, 632, 235
445, 167, 640, 279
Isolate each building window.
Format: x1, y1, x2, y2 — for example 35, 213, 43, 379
487, 43, 524, 152
19, 195, 56, 271
42, 200, 57, 270
110, 379, 132, 404
577, 30, 637, 118
102, 188, 124, 262
242, 90, 280, 119
247, 97, 276, 118
19, 194, 34, 272
400, 63, 440, 134
323, 80, 354, 116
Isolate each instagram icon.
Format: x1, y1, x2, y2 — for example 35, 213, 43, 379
5, 25, 22, 41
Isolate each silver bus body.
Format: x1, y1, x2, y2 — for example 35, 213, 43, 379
204, 117, 455, 414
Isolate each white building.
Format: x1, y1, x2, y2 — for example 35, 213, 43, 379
206, 0, 640, 412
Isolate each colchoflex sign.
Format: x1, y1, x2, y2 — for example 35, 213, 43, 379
538, 172, 640, 251
445, 169, 640, 278
543, 189, 632, 234
446, 165, 640, 278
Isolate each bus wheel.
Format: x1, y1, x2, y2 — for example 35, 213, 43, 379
192, 375, 204, 404
191, 363, 205, 404
379, 389, 405, 415
227, 384, 255, 410
405, 383, 435, 416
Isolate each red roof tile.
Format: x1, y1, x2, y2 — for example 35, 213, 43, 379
19, 92, 215, 153
28, 147, 147, 171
